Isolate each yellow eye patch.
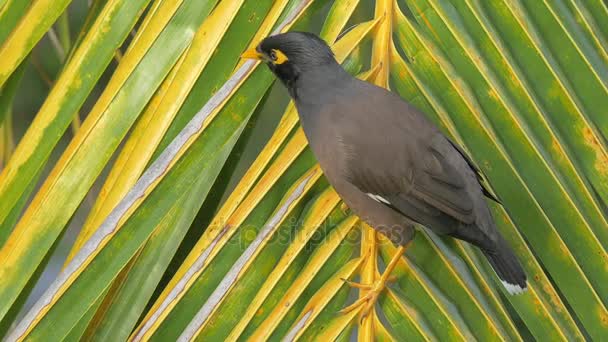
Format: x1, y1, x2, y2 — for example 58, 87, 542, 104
271, 49, 289, 64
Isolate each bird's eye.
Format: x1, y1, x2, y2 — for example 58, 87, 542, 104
268, 49, 289, 64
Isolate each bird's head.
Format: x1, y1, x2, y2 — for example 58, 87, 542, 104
241, 32, 337, 95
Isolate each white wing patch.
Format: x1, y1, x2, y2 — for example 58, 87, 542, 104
366, 193, 391, 205
501, 280, 527, 295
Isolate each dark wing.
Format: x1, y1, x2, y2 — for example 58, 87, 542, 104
446, 138, 500, 203
348, 133, 477, 233
332, 80, 491, 233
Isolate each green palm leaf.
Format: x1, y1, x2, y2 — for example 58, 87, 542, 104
0, 0, 606, 340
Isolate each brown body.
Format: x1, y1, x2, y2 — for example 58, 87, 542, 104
297, 71, 496, 249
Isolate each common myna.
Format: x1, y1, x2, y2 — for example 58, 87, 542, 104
242, 32, 527, 314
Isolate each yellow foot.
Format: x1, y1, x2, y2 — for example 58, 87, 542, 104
339, 245, 407, 319
339, 277, 388, 319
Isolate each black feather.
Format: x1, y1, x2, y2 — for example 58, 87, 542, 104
446, 138, 502, 204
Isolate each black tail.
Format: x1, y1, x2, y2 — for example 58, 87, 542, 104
482, 237, 527, 295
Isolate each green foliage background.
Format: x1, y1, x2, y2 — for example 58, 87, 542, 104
0, 0, 606, 340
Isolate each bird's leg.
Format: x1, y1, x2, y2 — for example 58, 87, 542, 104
340, 244, 407, 318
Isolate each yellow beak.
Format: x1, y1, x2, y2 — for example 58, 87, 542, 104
241, 48, 263, 60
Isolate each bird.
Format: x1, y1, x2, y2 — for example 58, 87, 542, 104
241, 31, 527, 316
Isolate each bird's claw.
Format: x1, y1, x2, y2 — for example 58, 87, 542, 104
339, 245, 407, 321
339, 277, 388, 320
339, 277, 373, 290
